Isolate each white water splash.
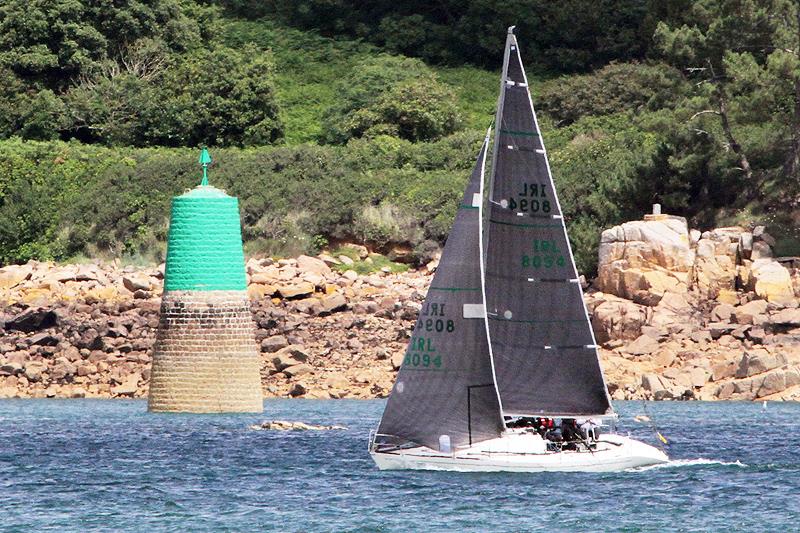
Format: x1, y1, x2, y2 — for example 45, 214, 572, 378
630, 458, 748, 472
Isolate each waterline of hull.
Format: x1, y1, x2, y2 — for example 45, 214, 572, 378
371, 434, 668, 473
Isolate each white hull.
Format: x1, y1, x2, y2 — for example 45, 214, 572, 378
371, 432, 668, 473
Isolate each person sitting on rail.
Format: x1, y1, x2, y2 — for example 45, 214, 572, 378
577, 418, 600, 441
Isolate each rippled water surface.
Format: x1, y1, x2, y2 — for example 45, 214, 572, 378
1, 399, 798, 532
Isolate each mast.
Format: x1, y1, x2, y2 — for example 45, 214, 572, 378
478, 126, 505, 418
484, 27, 515, 264
483, 28, 613, 417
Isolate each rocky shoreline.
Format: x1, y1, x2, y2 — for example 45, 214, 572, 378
1, 218, 800, 403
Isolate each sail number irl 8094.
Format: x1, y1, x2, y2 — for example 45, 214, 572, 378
522, 239, 566, 269
507, 183, 551, 213
404, 336, 442, 369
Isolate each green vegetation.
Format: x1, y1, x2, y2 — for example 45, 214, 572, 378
330, 248, 410, 275
0, 133, 483, 265
218, 0, 652, 72
0, 1, 282, 146
1, 1, 799, 276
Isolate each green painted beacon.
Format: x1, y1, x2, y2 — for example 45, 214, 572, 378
148, 149, 263, 413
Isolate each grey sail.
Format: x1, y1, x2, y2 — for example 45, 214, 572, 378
377, 134, 504, 450
483, 30, 612, 416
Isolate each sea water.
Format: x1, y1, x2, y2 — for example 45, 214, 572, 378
0, 399, 797, 532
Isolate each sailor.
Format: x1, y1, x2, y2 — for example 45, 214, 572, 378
577, 418, 599, 441
561, 418, 579, 441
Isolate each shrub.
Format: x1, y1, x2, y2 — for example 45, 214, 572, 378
322, 55, 461, 143
539, 62, 687, 125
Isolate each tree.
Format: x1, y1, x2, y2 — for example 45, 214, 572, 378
322, 55, 461, 143
654, 0, 800, 195
0, 0, 212, 89
539, 61, 686, 125
144, 44, 283, 147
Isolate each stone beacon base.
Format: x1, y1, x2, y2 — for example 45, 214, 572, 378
148, 290, 263, 413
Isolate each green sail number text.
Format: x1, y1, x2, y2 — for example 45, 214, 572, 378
404, 336, 442, 369
522, 239, 566, 269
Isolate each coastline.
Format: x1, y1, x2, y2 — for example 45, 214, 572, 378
1, 253, 799, 402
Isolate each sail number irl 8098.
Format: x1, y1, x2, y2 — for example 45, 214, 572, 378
522, 239, 566, 269
418, 318, 455, 333
416, 302, 455, 333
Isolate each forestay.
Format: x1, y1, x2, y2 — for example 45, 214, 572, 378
377, 134, 504, 450
483, 29, 612, 417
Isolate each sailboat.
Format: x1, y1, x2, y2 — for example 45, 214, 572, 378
369, 27, 669, 472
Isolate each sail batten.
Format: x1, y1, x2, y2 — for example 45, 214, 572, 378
483, 30, 613, 417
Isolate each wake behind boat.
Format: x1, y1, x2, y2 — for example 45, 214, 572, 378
369, 27, 668, 472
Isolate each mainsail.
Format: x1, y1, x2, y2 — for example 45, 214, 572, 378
377, 133, 504, 450
483, 29, 613, 416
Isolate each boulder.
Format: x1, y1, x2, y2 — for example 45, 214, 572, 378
707, 322, 735, 339
756, 370, 786, 397
749, 259, 794, 304
739, 232, 753, 259
589, 295, 649, 342
655, 291, 693, 315
291, 297, 322, 315
283, 363, 313, 378
690, 330, 712, 343
50, 358, 77, 380
296, 255, 331, 276
711, 303, 734, 322
29, 332, 60, 346
250, 271, 278, 285
733, 299, 769, 325
0, 264, 33, 289
111, 372, 140, 396
277, 282, 314, 299
341, 270, 359, 281
768, 308, 800, 329
623, 334, 660, 355
652, 349, 676, 368
271, 346, 309, 371
250, 420, 346, 431
641, 373, 673, 399
599, 216, 694, 272
122, 275, 151, 292
5, 308, 58, 332
352, 300, 380, 314
261, 335, 289, 353
0, 362, 23, 376
317, 254, 341, 266
318, 293, 347, 314
747, 327, 766, 344
736, 351, 787, 378
324, 372, 350, 389
77, 363, 98, 376
693, 252, 737, 299
391, 352, 404, 370
689, 367, 710, 388
288, 383, 307, 397
751, 241, 773, 260
596, 216, 693, 301
23, 361, 46, 382
711, 360, 737, 381
247, 284, 277, 299
716, 289, 739, 305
